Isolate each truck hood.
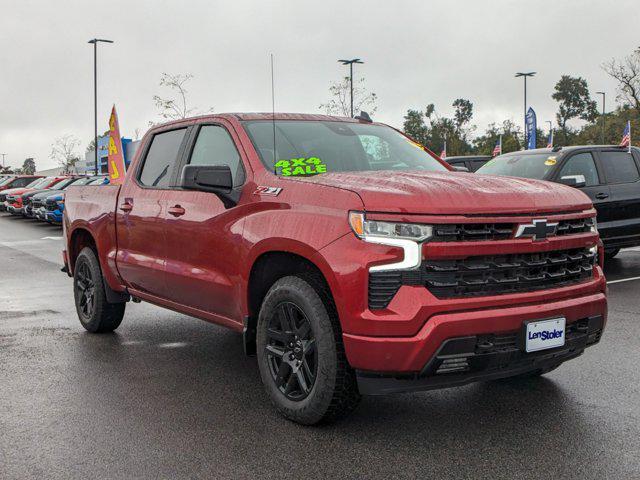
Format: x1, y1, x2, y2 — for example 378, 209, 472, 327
296, 171, 592, 215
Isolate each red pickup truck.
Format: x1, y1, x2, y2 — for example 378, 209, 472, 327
63, 113, 606, 424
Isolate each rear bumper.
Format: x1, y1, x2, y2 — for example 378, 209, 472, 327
357, 314, 604, 395
343, 291, 606, 376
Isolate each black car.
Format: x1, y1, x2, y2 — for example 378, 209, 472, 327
445, 155, 492, 172
477, 146, 640, 258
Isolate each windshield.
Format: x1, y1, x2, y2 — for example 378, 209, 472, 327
0, 177, 13, 186
88, 177, 109, 185
51, 177, 76, 190
243, 120, 448, 176
476, 153, 558, 179
25, 177, 47, 188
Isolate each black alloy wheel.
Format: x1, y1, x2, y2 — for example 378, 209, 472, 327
265, 302, 317, 401
75, 260, 96, 320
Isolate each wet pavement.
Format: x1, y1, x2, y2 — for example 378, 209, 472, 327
1, 214, 639, 479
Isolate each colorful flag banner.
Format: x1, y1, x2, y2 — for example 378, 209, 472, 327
620, 120, 631, 152
546, 129, 554, 148
440, 140, 447, 159
107, 105, 127, 185
526, 107, 537, 150
492, 135, 502, 157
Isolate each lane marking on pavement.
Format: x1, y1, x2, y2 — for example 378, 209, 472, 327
41, 236, 63, 240
607, 276, 640, 285
158, 342, 189, 349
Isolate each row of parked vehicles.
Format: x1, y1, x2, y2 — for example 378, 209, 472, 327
0, 174, 108, 224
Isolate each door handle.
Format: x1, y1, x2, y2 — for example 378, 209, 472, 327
595, 193, 609, 199
119, 202, 133, 213
168, 205, 186, 217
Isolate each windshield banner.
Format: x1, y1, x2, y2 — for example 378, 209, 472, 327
107, 105, 126, 185
526, 107, 537, 150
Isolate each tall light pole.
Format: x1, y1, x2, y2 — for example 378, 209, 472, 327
338, 58, 364, 117
88, 38, 113, 175
596, 91, 606, 144
546, 120, 553, 147
515, 72, 536, 147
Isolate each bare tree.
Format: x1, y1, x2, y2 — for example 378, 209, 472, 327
320, 76, 377, 117
603, 47, 640, 109
151, 73, 214, 124
50, 134, 81, 174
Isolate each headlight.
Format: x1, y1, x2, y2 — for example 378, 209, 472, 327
348, 211, 432, 272
348, 211, 433, 241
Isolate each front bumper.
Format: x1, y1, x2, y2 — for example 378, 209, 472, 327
7, 205, 23, 214
46, 210, 63, 223
343, 290, 606, 375
356, 314, 604, 394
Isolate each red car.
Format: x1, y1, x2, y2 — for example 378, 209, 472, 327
63, 113, 606, 424
2, 176, 67, 214
0, 175, 42, 192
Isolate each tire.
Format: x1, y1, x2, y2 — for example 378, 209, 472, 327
604, 248, 620, 260
73, 247, 125, 333
256, 274, 361, 425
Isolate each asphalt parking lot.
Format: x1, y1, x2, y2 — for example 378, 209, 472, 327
1, 214, 639, 480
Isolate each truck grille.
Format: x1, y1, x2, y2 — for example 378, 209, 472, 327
431, 217, 594, 242
423, 247, 596, 299
31, 199, 43, 209
368, 247, 596, 308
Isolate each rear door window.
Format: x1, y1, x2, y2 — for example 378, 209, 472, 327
599, 151, 640, 184
139, 129, 187, 188
558, 152, 600, 186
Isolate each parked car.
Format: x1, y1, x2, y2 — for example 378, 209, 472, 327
5, 176, 67, 215
63, 113, 606, 425
1, 176, 49, 211
43, 176, 108, 224
477, 146, 640, 258
0, 176, 43, 200
445, 155, 492, 172
23, 176, 83, 218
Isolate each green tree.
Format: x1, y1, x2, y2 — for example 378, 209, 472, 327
552, 75, 598, 139
402, 100, 474, 155
22, 158, 36, 175
473, 120, 523, 155
402, 109, 430, 145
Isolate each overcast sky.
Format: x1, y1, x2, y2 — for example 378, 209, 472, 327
1, 0, 638, 171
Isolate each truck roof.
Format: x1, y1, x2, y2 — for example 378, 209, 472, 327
154, 112, 368, 129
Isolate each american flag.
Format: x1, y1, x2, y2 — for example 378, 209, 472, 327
492, 136, 502, 157
440, 141, 446, 159
620, 121, 631, 151
546, 130, 553, 148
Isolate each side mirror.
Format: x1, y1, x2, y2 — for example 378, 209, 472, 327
453, 166, 470, 172
180, 164, 239, 207
559, 174, 586, 188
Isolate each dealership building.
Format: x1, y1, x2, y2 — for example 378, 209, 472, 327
79, 134, 140, 175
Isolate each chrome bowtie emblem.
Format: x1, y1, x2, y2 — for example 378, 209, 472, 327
515, 219, 558, 241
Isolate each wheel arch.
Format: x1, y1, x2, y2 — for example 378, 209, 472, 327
244, 248, 340, 355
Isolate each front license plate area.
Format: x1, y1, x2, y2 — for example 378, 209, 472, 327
524, 317, 566, 353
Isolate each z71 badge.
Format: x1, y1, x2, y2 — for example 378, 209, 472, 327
254, 186, 282, 196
